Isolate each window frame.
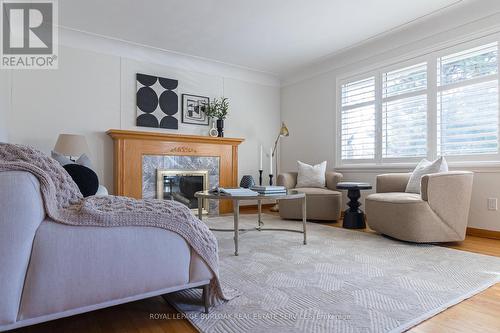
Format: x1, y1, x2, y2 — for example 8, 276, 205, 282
336, 34, 500, 168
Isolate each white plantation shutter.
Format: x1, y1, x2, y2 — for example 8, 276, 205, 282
382, 63, 428, 158
341, 77, 376, 160
437, 42, 499, 157
338, 39, 500, 166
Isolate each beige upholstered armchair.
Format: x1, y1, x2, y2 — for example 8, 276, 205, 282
277, 171, 343, 221
366, 171, 474, 243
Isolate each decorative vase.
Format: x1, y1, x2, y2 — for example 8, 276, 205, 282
216, 119, 224, 137
209, 121, 218, 137
239, 175, 255, 188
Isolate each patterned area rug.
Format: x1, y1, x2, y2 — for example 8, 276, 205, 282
166, 214, 500, 333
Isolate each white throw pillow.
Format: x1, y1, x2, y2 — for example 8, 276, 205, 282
51, 151, 95, 171
296, 161, 327, 188
405, 156, 448, 194
51, 150, 73, 166
76, 153, 94, 170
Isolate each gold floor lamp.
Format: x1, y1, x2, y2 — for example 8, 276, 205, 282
270, 122, 289, 212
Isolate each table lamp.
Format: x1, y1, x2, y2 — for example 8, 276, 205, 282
54, 134, 89, 161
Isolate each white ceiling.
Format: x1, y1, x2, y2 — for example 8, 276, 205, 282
60, 0, 466, 77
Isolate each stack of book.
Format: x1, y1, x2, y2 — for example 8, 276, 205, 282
250, 185, 287, 195
208, 187, 259, 196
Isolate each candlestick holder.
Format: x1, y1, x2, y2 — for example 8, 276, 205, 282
258, 170, 263, 186
269, 174, 274, 186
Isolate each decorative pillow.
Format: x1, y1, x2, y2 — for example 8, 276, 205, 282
405, 156, 448, 194
296, 161, 327, 188
51, 151, 95, 171
51, 150, 73, 166
63, 164, 99, 197
76, 153, 94, 170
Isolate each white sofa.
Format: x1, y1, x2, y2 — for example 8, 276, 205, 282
0, 171, 213, 331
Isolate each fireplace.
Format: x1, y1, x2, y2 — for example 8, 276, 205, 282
106, 129, 244, 214
156, 169, 209, 214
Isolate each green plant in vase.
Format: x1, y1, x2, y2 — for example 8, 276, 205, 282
205, 97, 229, 137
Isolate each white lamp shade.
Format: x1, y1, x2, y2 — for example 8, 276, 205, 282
54, 134, 89, 157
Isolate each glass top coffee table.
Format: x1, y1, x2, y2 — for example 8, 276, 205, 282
195, 190, 307, 256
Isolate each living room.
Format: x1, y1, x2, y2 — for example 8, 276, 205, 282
1, 1, 499, 332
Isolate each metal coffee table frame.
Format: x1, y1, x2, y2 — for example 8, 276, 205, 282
195, 190, 307, 256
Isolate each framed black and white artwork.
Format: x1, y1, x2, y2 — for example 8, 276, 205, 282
181, 94, 210, 126
136, 73, 179, 130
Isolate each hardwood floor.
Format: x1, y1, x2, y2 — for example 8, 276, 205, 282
12, 209, 500, 333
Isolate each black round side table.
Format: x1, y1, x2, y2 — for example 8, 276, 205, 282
336, 182, 372, 229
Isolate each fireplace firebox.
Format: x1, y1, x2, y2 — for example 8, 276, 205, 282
156, 169, 209, 214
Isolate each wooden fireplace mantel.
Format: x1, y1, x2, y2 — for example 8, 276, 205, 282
107, 129, 244, 214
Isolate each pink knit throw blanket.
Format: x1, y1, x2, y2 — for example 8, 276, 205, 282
0, 143, 231, 304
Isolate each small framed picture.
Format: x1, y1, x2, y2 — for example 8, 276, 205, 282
181, 94, 210, 126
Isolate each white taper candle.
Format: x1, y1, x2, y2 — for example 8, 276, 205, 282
270, 147, 273, 174
259, 145, 263, 170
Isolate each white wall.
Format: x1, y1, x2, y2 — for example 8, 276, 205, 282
119, 57, 280, 188
281, 8, 500, 231
8, 46, 120, 189
223, 78, 280, 182
0, 70, 10, 142
3, 29, 280, 194
281, 72, 336, 170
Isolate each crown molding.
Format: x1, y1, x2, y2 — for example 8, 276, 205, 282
57, 27, 280, 87
282, 2, 500, 87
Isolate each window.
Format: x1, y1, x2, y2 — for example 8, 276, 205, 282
340, 77, 375, 160
383, 62, 428, 159
437, 43, 498, 156
338, 40, 500, 165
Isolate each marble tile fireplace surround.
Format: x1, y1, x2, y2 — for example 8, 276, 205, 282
107, 130, 244, 214
143, 155, 220, 214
